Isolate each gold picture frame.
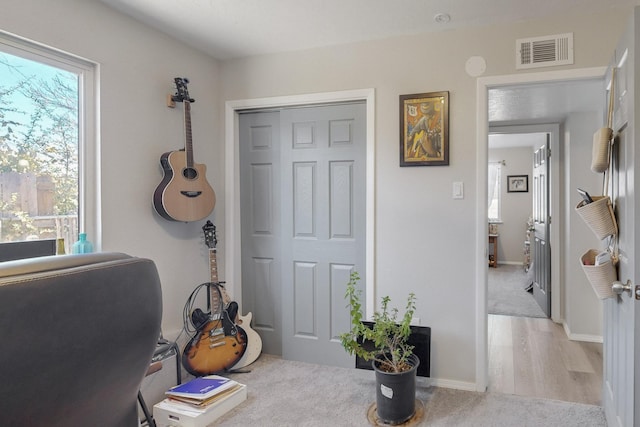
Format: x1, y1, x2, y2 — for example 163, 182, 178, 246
400, 91, 449, 166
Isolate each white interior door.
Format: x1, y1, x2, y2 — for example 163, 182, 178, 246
602, 10, 638, 426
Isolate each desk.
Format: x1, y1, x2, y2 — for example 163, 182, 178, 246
488, 234, 499, 268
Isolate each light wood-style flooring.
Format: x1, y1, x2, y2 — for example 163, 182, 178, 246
488, 314, 603, 405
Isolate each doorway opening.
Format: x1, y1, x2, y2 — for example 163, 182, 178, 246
487, 128, 555, 317
476, 68, 607, 402
487, 130, 548, 319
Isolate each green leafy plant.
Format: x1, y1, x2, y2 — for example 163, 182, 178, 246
339, 271, 417, 373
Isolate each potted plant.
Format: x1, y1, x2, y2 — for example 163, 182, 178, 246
340, 271, 419, 425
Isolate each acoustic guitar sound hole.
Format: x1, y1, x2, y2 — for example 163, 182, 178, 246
183, 167, 198, 180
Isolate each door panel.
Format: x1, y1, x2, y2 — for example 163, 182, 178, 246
602, 10, 636, 426
532, 138, 551, 317
239, 111, 282, 356
281, 103, 366, 367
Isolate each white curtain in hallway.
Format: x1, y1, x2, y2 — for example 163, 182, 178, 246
488, 163, 498, 204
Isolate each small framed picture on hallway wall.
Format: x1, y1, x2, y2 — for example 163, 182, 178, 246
507, 175, 529, 193
399, 91, 449, 167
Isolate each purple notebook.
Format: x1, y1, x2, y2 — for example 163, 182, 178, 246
165, 375, 235, 400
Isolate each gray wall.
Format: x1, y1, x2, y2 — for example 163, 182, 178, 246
564, 111, 605, 338
488, 146, 534, 265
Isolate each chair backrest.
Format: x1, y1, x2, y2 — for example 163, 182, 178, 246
0, 252, 162, 427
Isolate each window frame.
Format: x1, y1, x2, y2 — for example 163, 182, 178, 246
0, 31, 99, 252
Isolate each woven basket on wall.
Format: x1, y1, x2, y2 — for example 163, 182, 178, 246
580, 249, 617, 300
575, 196, 618, 240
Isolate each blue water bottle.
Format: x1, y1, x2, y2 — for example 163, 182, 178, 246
72, 233, 94, 254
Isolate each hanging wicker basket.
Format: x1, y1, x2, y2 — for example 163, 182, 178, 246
575, 196, 618, 240
580, 249, 617, 300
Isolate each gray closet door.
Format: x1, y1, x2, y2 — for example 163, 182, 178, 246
239, 102, 366, 367
239, 111, 282, 356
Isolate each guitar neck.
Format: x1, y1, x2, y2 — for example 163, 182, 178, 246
209, 248, 231, 306
209, 247, 219, 283
184, 100, 194, 169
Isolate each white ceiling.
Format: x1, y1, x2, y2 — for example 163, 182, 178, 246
488, 133, 546, 149
98, 0, 636, 60
98, 0, 614, 140
488, 79, 604, 148
489, 79, 604, 125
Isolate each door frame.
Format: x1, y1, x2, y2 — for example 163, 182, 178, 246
475, 67, 606, 391
225, 89, 376, 317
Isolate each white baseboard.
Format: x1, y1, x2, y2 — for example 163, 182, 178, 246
497, 261, 524, 266
562, 321, 603, 343
420, 377, 477, 391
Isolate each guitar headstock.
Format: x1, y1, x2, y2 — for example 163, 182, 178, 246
203, 220, 217, 249
172, 77, 195, 103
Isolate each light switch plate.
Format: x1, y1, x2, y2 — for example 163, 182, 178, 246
453, 181, 464, 199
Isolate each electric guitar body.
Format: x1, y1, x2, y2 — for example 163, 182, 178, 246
232, 310, 263, 369
153, 77, 216, 222
181, 305, 248, 376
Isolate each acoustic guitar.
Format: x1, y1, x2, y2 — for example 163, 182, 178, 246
153, 77, 216, 222
201, 221, 263, 369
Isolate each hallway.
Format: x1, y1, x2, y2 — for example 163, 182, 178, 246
488, 314, 602, 405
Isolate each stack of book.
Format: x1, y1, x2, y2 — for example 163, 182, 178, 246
153, 375, 247, 427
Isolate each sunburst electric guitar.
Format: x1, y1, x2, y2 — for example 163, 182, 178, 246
181, 230, 247, 375
201, 221, 263, 369
153, 77, 216, 222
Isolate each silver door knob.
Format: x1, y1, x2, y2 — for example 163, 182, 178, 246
612, 280, 633, 296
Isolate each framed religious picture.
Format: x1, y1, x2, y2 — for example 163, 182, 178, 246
507, 175, 529, 192
399, 91, 449, 166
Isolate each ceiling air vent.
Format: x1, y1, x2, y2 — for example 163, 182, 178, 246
516, 33, 573, 69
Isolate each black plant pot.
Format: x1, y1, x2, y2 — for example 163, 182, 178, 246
373, 354, 420, 425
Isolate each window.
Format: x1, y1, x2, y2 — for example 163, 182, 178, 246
0, 32, 96, 257
488, 162, 501, 222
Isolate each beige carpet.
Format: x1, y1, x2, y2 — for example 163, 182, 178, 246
214, 354, 606, 426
